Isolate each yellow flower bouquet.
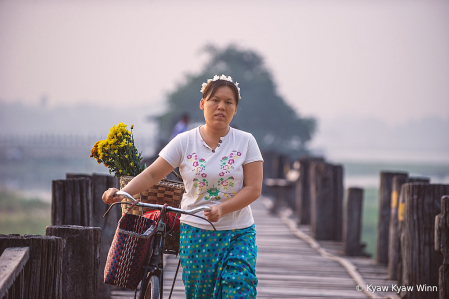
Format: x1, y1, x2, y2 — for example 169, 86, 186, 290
90, 123, 145, 177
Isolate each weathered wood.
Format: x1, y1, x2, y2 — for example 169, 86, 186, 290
92, 174, 108, 228
343, 188, 364, 256
63, 180, 74, 225
52, 178, 94, 227
310, 161, 335, 240
51, 180, 65, 226
388, 174, 409, 279
389, 176, 430, 281
24, 236, 42, 299
332, 164, 344, 241
435, 195, 449, 299
283, 165, 299, 211
72, 179, 81, 225
46, 225, 101, 299
66, 174, 93, 226
400, 183, 449, 299
80, 178, 89, 226
376, 171, 408, 265
0, 235, 63, 299
296, 157, 325, 225
66, 175, 97, 226
0, 247, 29, 299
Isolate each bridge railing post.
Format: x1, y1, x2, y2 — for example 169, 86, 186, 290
435, 195, 449, 299
376, 171, 408, 265
400, 183, 449, 299
332, 164, 344, 241
388, 176, 430, 281
296, 157, 324, 225
343, 187, 364, 256
46, 225, 101, 299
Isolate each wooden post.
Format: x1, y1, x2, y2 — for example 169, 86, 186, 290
310, 161, 335, 240
435, 196, 449, 299
52, 180, 64, 226
394, 177, 430, 283
46, 226, 101, 299
80, 178, 92, 226
376, 171, 407, 265
0, 234, 63, 299
332, 164, 344, 241
285, 163, 301, 212
400, 183, 449, 299
296, 157, 324, 225
51, 178, 93, 226
66, 174, 94, 226
343, 188, 364, 256
388, 175, 409, 279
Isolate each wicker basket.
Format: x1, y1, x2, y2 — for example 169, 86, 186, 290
119, 175, 185, 215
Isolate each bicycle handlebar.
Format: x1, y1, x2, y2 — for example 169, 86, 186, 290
116, 190, 211, 214
103, 190, 212, 218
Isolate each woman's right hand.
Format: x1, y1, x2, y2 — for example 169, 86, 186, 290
102, 188, 121, 205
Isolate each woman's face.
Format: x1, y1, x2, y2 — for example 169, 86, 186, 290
200, 86, 237, 130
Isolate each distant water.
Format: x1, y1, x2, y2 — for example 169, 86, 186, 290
341, 160, 449, 189
1, 155, 448, 202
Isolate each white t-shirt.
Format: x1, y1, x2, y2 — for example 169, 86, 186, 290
159, 126, 263, 230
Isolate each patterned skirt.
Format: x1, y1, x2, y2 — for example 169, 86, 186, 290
179, 223, 258, 299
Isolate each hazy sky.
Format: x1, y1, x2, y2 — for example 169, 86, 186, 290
1, 0, 448, 125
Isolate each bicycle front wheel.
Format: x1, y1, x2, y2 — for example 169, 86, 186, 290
139, 275, 160, 299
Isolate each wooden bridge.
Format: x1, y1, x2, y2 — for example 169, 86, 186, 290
2, 160, 449, 299
111, 198, 399, 299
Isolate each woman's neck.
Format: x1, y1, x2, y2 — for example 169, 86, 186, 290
201, 124, 230, 139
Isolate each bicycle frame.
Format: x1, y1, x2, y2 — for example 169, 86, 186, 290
139, 205, 168, 299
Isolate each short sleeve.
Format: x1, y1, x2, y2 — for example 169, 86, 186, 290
243, 134, 264, 165
159, 134, 183, 168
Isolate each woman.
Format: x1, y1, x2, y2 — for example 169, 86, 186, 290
102, 74, 263, 299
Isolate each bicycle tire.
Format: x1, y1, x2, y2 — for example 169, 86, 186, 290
138, 275, 160, 299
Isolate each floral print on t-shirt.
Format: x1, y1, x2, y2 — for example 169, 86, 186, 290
219, 150, 242, 175
189, 150, 241, 203
188, 153, 207, 177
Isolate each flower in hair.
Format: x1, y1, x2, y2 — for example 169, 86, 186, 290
200, 74, 241, 99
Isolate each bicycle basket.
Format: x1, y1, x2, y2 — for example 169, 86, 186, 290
104, 213, 156, 290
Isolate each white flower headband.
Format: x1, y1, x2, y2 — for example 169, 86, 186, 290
200, 74, 241, 99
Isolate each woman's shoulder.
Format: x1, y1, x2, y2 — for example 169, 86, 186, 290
230, 127, 256, 140
172, 126, 199, 140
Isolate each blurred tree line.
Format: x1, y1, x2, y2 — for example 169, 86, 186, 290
157, 44, 316, 157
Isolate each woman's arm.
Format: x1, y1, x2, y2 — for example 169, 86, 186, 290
204, 161, 263, 222
102, 157, 174, 204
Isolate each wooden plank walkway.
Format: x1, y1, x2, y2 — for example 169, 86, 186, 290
111, 197, 399, 298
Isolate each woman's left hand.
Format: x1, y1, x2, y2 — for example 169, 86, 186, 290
204, 205, 223, 222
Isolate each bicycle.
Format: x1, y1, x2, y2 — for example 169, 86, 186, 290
104, 190, 216, 299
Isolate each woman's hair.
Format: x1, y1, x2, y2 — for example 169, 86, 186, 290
202, 80, 240, 106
